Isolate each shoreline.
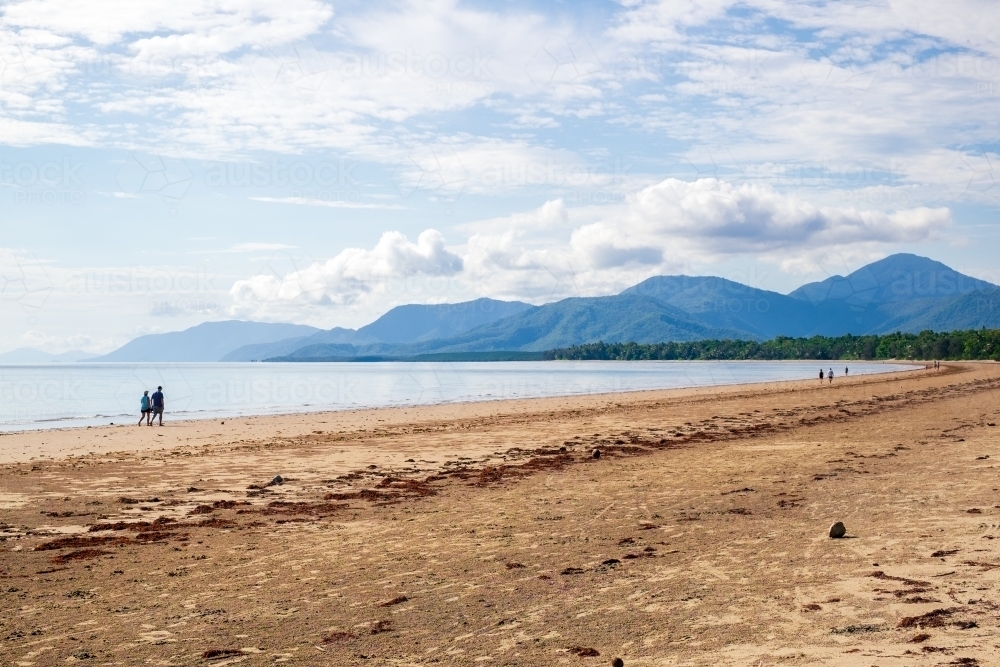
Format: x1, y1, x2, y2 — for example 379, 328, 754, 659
0, 359, 922, 439
0, 361, 927, 464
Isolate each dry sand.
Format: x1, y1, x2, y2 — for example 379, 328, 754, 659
2, 362, 999, 666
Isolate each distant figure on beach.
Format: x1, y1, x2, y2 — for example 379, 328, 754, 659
819, 369, 824, 382
828, 368, 834, 383
845, 366, 849, 376
150, 386, 165, 426
138, 390, 151, 426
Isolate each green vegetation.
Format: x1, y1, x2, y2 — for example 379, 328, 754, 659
543, 329, 1000, 362
407, 351, 545, 361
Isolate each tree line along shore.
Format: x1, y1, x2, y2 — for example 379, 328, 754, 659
542, 328, 1000, 361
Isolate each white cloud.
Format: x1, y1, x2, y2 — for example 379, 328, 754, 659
1, 0, 331, 50
614, 178, 951, 253
610, 0, 736, 45
462, 179, 950, 300
2, 0, 996, 211
0, 117, 96, 147
230, 229, 464, 316
234, 181, 951, 311
458, 197, 568, 233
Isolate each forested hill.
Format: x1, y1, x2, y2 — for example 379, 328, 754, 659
543, 329, 1000, 361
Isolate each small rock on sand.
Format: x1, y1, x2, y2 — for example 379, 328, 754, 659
270, 475, 283, 486
592, 449, 601, 459
612, 659, 625, 667
829, 521, 846, 538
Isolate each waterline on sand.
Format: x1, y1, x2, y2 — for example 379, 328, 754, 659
0, 360, 916, 431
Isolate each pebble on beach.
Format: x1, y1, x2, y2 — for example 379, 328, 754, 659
612, 659, 624, 667
592, 449, 601, 459
829, 521, 846, 538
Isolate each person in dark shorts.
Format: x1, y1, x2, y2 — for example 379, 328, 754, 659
138, 390, 151, 426
150, 386, 165, 426
845, 366, 849, 376
819, 368, 824, 382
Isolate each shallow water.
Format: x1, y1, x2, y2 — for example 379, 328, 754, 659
0, 360, 915, 431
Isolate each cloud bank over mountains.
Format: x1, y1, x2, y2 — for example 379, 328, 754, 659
229, 178, 952, 319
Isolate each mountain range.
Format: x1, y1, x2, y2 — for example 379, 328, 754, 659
219, 298, 533, 361
92, 321, 320, 362
68, 254, 1000, 362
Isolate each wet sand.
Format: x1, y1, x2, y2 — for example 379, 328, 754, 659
2, 362, 1000, 666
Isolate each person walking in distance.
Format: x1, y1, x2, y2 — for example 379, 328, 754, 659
138, 390, 151, 426
819, 368, 824, 382
150, 386, 165, 426
844, 366, 849, 377
828, 368, 833, 384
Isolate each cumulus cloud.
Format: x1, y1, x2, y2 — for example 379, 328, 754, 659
228, 182, 953, 311
230, 229, 463, 315
614, 178, 951, 253
569, 224, 664, 269
459, 197, 568, 234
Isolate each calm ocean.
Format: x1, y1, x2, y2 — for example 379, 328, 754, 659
0, 360, 916, 431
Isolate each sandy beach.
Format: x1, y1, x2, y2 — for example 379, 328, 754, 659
2, 361, 1000, 666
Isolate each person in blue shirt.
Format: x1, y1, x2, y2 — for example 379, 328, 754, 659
150, 386, 165, 426
138, 390, 151, 426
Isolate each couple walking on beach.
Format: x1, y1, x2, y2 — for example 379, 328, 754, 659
138, 386, 165, 426
819, 367, 849, 384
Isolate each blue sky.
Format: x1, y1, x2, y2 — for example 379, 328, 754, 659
1, 0, 998, 353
